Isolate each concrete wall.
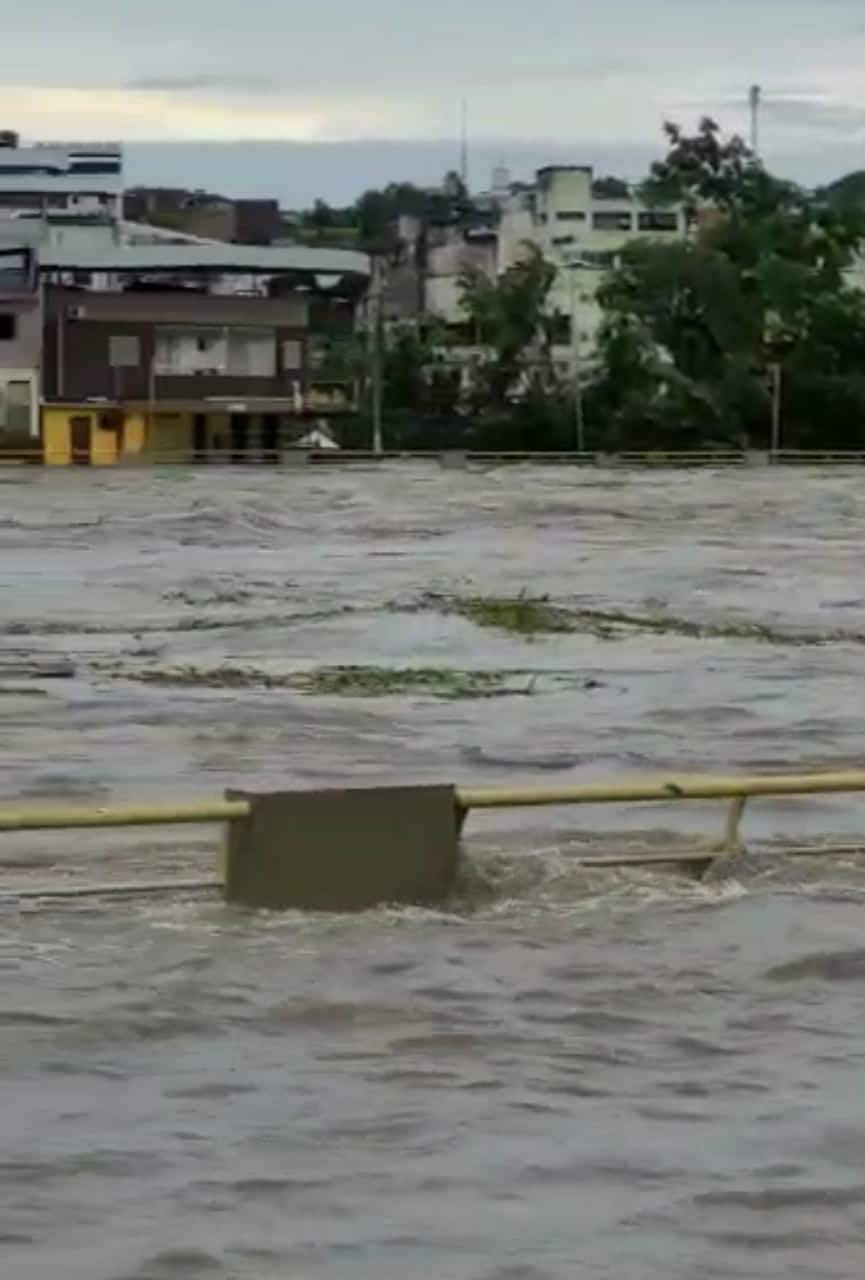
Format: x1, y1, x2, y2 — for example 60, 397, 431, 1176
425, 232, 498, 325
0, 296, 42, 369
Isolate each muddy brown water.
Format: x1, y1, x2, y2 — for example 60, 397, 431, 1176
3, 464, 865, 1279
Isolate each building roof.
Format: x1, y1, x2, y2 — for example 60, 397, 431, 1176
39, 241, 370, 279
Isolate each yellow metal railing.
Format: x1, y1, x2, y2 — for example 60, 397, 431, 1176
1, 772, 864, 903
456, 771, 865, 810
0, 771, 863, 838
0, 799, 250, 832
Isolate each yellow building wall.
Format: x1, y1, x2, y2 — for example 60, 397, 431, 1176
42, 409, 72, 466
121, 411, 147, 457
144, 412, 194, 461
91, 422, 119, 467
42, 408, 122, 466
41, 408, 215, 465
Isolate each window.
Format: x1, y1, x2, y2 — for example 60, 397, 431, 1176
0, 164, 58, 176
109, 335, 141, 368
557, 210, 587, 222
592, 210, 633, 232
0, 314, 16, 341
552, 234, 576, 247
638, 210, 679, 232
282, 339, 302, 371
69, 161, 122, 175
226, 329, 276, 377
155, 328, 227, 375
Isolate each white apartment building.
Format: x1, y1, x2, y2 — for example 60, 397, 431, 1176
501, 165, 684, 359
425, 164, 686, 370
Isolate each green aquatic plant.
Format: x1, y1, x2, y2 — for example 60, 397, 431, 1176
452, 594, 575, 636
122, 664, 538, 699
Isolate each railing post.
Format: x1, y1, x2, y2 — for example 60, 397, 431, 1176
719, 795, 748, 858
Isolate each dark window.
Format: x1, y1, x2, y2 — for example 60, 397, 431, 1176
69, 162, 122, 175
552, 234, 576, 246
557, 210, 587, 222
0, 164, 59, 176
592, 211, 633, 232
0, 314, 17, 341
638, 210, 679, 232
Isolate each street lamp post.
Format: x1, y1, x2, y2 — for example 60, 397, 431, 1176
368, 255, 384, 454
770, 361, 782, 456
566, 263, 586, 454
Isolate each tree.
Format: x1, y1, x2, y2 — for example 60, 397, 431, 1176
592, 176, 630, 199
458, 244, 556, 408
592, 119, 865, 449
307, 198, 335, 230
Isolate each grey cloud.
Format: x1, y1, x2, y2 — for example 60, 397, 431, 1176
675, 92, 865, 137
760, 97, 865, 135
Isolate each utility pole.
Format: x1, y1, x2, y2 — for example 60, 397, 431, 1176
369, 255, 384, 453
770, 361, 782, 455
749, 84, 761, 156
568, 265, 586, 454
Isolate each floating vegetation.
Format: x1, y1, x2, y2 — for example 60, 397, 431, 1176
130, 666, 277, 689
117, 664, 541, 700
394, 592, 854, 647
292, 666, 533, 699
452, 595, 575, 636
565, 607, 816, 644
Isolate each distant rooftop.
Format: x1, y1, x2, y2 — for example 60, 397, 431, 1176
39, 240, 370, 280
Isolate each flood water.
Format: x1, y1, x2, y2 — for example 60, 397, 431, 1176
3, 463, 865, 1279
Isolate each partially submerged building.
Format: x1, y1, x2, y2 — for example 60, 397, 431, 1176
40, 242, 368, 464
0, 129, 371, 463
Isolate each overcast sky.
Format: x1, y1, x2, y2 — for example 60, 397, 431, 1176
3, 0, 865, 197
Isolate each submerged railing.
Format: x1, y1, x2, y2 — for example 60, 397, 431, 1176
9, 448, 865, 468
1, 770, 864, 909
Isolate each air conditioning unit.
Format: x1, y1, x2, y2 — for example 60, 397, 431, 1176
66, 305, 87, 320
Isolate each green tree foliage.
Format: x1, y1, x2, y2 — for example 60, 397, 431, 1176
592, 176, 630, 199
593, 119, 865, 449
354, 178, 465, 248
383, 324, 459, 416
820, 171, 865, 211
458, 244, 556, 407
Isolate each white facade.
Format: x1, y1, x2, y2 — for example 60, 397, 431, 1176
498, 165, 686, 362
154, 327, 278, 377
424, 164, 685, 370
